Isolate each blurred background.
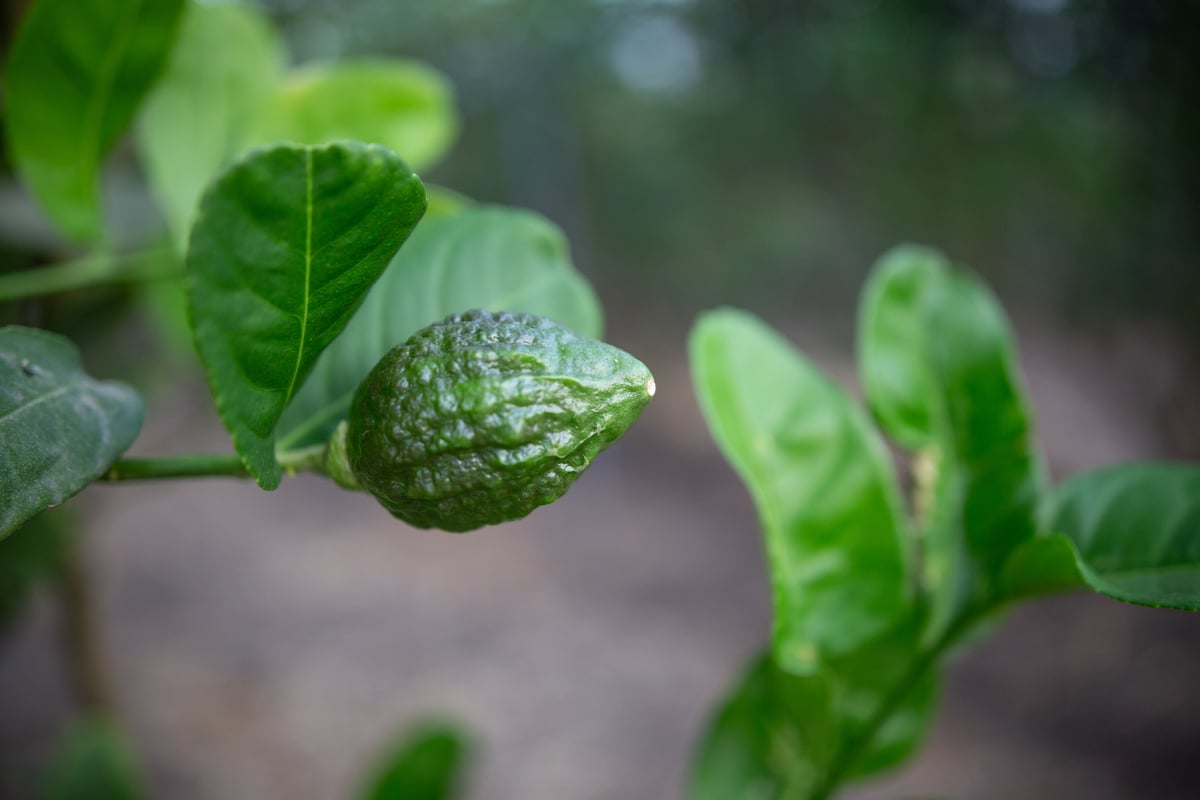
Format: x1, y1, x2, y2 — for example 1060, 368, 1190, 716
2, 0, 1199, 798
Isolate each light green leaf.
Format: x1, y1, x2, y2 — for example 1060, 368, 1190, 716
857, 245, 948, 451
186, 142, 426, 489
360, 722, 472, 800
39, 718, 142, 800
0, 327, 144, 539
277, 207, 602, 451
138, 1, 285, 250
687, 653, 836, 800
689, 309, 911, 674
4, 0, 186, 242
425, 185, 475, 218
255, 59, 459, 172
858, 247, 1043, 636
1003, 463, 1200, 609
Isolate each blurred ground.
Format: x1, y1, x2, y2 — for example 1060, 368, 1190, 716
2, 312, 1198, 800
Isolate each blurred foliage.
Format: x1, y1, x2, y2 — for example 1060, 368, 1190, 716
39, 718, 143, 800
245, 0, 1198, 327
0, 508, 73, 627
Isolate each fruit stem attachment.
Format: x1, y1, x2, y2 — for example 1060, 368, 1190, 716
100, 445, 327, 482
0, 247, 181, 301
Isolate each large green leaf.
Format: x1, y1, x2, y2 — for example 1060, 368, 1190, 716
186, 142, 426, 489
39, 719, 142, 800
858, 247, 1043, 635
687, 654, 836, 800
0, 327, 144, 539
4, 0, 185, 242
138, 1, 285, 250
360, 722, 472, 800
277, 207, 602, 450
690, 310, 911, 674
1002, 463, 1200, 610
255, 59, 459, 171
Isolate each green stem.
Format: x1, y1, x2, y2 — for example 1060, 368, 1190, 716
101, 445, 327, 481
805, 609, 982, 800
0, 247, 180, 301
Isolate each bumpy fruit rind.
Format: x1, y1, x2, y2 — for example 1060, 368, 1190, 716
346, 310, 654, 532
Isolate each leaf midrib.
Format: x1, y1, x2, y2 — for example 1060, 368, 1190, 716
282, 148, 314, 406
0, 383, 77, 425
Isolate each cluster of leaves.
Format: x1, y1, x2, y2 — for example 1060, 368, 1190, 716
0, 0, 603, 533
687, 246, 1200, 799
2, 0, 599, 795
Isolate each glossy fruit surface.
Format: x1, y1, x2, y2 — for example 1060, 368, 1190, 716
347, 310, 654, 532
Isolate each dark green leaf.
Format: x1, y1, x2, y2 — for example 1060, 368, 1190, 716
690, 310, 911, 674
1003, 463, 1200, 609
0, 327, 144, 539
858, 247, 1044, 634
687, 653, 836, 800
0, 508, 75, 627
277, 207, 601, 450
138, 1, 285, 249
186, 142, 425, 489
4, 0, 186, 242
361, 722, 472, 800
255, 59, 459, 172
40, 718, 142, 800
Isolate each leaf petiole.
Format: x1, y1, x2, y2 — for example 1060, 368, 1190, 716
100, 445, 327, 482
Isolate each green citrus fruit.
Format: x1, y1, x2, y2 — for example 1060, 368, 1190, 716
343, 310, 654, 532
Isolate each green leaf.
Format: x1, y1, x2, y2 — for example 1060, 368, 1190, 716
828, 620, 938, 781
186, 141, 426, 489
277, 207, 602, 451
1003, 463, 1200, 609
0, 508, 74, 627
40, 718, 143, 800
4, 0, 186, 242
926, 269, 1044, 578
0, 327, 144, 539
255, 59, 459, 172
360, 722, 472, 800
857, 245, 948, 451
858, 247, 1044, 635
138, 1, 285, 250
687, 653, 836, 800
689, 309, 911, 674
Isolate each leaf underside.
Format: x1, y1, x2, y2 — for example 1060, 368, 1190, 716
0, 327, 144, 540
